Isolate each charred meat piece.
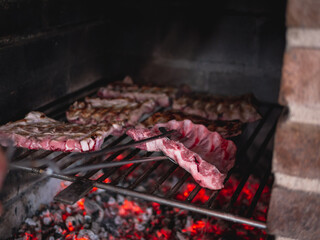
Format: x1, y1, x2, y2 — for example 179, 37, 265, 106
66, 97, 156, 135
126, 120, 236, 190
98, 76, 177, 107
143, 110, 243, 138
173, 94, 261, 123
0, 112, 112, 152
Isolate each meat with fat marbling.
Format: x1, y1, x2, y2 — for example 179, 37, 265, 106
66, 97, 156, 135
0, 112, 113, 152
98, 76, 177, 107
126, 120, 237, 190
142, 110, 243, 138
173, 94, 261, 123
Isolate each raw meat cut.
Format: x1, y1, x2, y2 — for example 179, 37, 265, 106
0, 112, 112, 152
173, 94, 261, 123
142, 110, 243, 138
126, 120, 237, 190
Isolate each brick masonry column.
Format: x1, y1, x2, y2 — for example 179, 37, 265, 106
267, 1, 320, 240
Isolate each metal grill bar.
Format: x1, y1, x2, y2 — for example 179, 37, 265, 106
148, 162, 178, 194
129, 158, 162, 190
245, 165, 272, 218
14, 150, 36, 161
226, 122, 277, 211
166, 172, 190, 198
204, 105, 275, 209
186, 185, 202, 203
236, 107, 273, 157
97, 148, 141, 181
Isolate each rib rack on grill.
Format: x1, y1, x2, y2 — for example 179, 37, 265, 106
127, 119, 237, 190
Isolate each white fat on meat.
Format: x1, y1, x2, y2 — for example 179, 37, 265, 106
0, 111, 112, 152
126, 120, 237, 190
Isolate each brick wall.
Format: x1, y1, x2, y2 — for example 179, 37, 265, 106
267, 1, 320, 239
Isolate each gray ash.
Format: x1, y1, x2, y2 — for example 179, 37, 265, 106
8, 175, 269, 240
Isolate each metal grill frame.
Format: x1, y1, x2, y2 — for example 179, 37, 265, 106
8, 79, 282, 230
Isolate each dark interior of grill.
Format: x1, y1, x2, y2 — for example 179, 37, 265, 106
0, 0, 287, 239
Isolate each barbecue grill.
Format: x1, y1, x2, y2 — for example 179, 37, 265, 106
7, 80, 282, 234
0, 0, 294, 238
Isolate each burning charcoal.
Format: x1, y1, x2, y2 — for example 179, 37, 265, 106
185, 216, 193, 229
78, 229, 99, 240
135, 223, 145, 231
84, 214, 92, 224
54, 225, 63, 234
65, 215, 77, 231
84, 199, 104, 222
95, 195, 102, 203
34, 220, 42, 232
104, 208, 112, 218
66, 206, 72, 213
99, 229, 108, 239
91, 221, 101, 234
117, 194, 124, 204
42, 216, 52, 226
176, 231, 187, 240
25, 218, 37, 227
108, 196, 116, 205
109, 206, 118, 216
74, 213, 84, 225
103, 220, 120, 237
114, 215, 123, 225
53, 212, 63, 223
59, 203, 65, 211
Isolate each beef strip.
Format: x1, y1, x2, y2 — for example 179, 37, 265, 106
173, 94, 261, 123
126, 120, 237, 190
66, 97, 156, 135
0, 112, 112, 152
142, 110, 243, 138
97, 76, 177, 107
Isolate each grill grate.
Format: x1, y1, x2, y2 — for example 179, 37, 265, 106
8, 80, 282, 230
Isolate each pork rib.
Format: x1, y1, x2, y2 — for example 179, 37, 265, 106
142, 110, 243, 138
0, 112, 112, 152
126, 120, 237, 190
98, 76, 177, 107
66, 98, 156, 136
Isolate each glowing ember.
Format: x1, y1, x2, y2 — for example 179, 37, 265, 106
176, 183, 210, 204
60, 181, 69, 190
11, 175, 270, 239
119, 199, 144, 216
103, 178, 111, 183
89, 187, 98, 193
77, 198, 85, 210
119, 163, 133, 170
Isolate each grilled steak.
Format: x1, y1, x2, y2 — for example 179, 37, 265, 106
98, 76, 177, 107
143, 110, 243, 138
66, 97, 156, 135
173, 94, 261, 123
0, 112, 112, 152
126, 120, 237, 190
